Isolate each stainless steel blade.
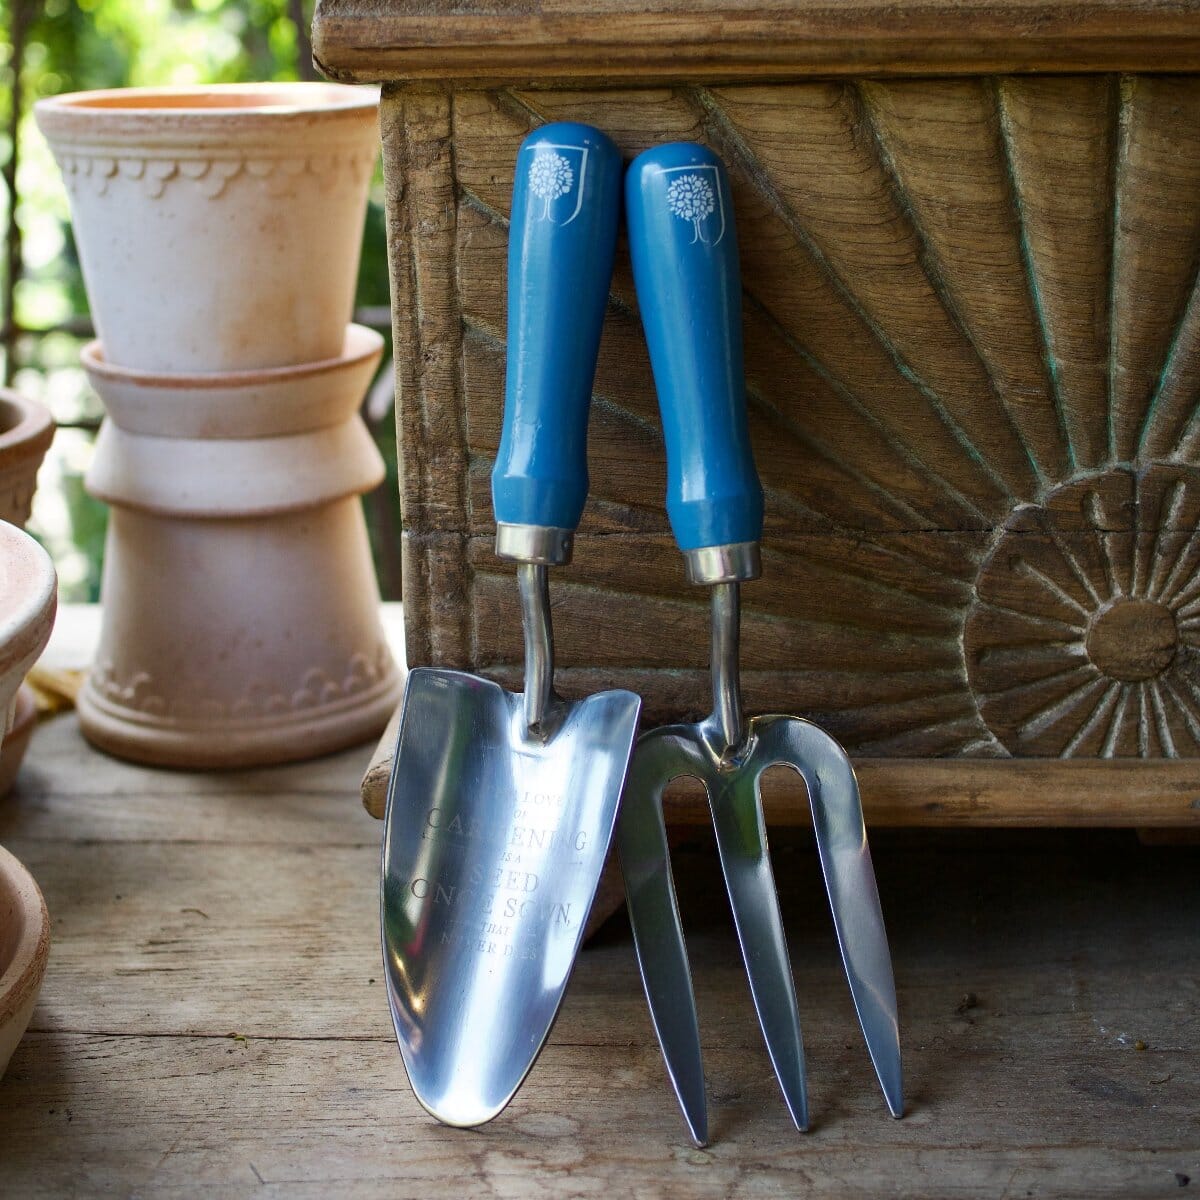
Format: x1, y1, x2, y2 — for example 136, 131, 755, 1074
382, 667, 641, 1127
615, 727, 710, 1147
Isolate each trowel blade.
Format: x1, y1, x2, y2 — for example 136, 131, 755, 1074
381, 667, 641, 1127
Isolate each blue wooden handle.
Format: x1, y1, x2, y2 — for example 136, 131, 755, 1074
625, 143, 764, 552
491, 122, 623, 533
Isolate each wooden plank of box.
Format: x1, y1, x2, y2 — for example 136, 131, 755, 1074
314, 0, 1200, 825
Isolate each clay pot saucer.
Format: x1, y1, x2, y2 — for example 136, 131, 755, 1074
0, 843, 50, 1079
80, 323, 384, 440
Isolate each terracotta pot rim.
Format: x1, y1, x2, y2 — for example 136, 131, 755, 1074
0, 525, 57, 683
81, 324, 385, 391
0, 391, 54, 451
34, 83, 379, 146
0, 396, 54, 480
0, 844, 50, 1034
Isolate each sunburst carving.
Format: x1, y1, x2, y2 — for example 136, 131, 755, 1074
965, 466, 1200, 757
395, 76, 1200, 759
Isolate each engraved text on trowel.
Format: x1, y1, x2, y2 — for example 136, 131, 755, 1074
403, 791, 592, 959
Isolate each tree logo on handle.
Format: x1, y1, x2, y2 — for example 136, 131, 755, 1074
660, 164, 726, 246
666, 173, 716, 243
529, 151, 574, 220
524, 142, 591, 226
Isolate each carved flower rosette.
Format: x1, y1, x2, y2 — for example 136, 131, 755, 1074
965, 466, 1200, 757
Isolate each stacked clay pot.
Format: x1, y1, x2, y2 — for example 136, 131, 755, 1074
0, 391, 55, 792
0, 522, 55, 1075
35, 84, 403, 767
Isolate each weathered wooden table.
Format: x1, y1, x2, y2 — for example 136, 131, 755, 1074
0, 651, 1197, 1195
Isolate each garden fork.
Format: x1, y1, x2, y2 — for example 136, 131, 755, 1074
617, 142, 904, 1146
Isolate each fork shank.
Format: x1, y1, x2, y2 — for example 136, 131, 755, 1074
710, 581, 744, 758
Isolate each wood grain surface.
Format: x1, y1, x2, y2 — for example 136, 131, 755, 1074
312, 0, 1200, 84
376, 76, 1200, 800
360, 737, 1200, 825
1, 715, 1197, 1196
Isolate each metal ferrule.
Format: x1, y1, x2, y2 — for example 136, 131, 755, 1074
683, 541, 762, 585
495, 523, 574, 566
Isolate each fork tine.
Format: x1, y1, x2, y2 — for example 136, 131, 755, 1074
616, 731, 709, 1147
709, 781, 809, 1131
763, 716, 905, 1118
823, 833, 905, 1119
811, 793, 904, 1116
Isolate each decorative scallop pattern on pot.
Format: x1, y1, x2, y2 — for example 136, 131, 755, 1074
54, 147, 378, 200
87, 642, 396, 724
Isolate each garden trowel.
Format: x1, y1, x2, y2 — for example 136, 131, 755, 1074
381, 122, 640, 1128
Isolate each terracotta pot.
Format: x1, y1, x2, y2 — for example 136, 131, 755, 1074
0, 844, 50, 1080
34, 83, 379, 372
0, 688, 37, 799
76, 326, 404, 768
0, 392, 55, 794
0, 527, 57, 1074
0, 391, 54, 527
0, 523, 56, 732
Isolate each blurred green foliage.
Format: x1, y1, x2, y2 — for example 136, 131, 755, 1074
0, 0, 400, 601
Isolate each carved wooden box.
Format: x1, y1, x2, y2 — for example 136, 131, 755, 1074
314, 0, 1200, 825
